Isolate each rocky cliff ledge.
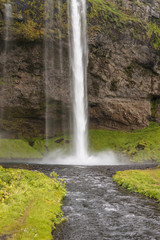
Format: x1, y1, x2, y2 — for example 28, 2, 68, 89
0, 0, 160, 137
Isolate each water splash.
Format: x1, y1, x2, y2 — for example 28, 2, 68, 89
44, 150, 129, 166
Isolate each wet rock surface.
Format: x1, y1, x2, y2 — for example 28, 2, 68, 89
0, 1, 160, 136
1, 163, 160, 240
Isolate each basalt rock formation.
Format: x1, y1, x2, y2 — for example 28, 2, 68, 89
0, 0, 160, 137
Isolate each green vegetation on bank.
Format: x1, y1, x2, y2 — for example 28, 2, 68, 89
0, 139, 42, 159
113, 168, 160, 202
0, 122, 160, 162
0, 166, 66, 240
32, 122, 160, 163
33, 135, 70, 156
89, 122, 160, 163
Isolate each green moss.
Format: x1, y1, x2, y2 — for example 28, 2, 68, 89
146, 22, 160, 50
0, 166, 66, 239
0, 139, 42, 159
11, 0, 68, 42
89, 122, 160, 162
12, 0, 44, 41
0, 0, 159, 49
87, 0, 143, 38
113, 169, 160, 202
14, 20, 44, 42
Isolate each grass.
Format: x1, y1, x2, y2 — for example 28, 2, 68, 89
0, 139, 42, 159
113, 168, 160, 202
0, 122, 160, 163
0, 166, 66, 240
89, 122, 160, 162
33, 135, 70, 156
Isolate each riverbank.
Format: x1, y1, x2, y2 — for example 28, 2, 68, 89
113, 167, 160, 202
0, 163, 160, 239
0, 166, 66, 240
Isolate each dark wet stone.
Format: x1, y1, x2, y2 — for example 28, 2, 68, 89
55, 138, 64, 143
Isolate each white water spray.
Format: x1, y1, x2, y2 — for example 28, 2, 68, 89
71, 0, 88, 161
43, 0, 130, 166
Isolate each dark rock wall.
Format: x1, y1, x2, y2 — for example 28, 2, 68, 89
0, 0, 160, 137
88, 33, 159, 130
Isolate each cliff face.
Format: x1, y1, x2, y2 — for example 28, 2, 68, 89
0, 0, 160, 137
87, 0, 160, 129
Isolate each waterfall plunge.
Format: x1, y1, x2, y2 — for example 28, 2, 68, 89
44, 0, 89, 164
71, 0, 88, 161
44, 0, 128, 165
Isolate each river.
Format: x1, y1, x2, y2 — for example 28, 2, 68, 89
1, 163, 160, 240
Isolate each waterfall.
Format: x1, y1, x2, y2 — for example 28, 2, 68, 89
44, 0, 121, 165
44, 0, 55, 141
44, 0, 88, 162
71, 0, 88, 161
44, 0, 70, 147
0, 1, 12, 137
44, 0, 51, 140
4, 2, 12, 42
58, 0, 63, 75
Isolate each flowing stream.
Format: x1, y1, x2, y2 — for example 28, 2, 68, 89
1, 163, 160, 240
53, 166, 160, 240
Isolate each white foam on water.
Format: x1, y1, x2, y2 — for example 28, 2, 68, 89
42, 150, 130, 166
